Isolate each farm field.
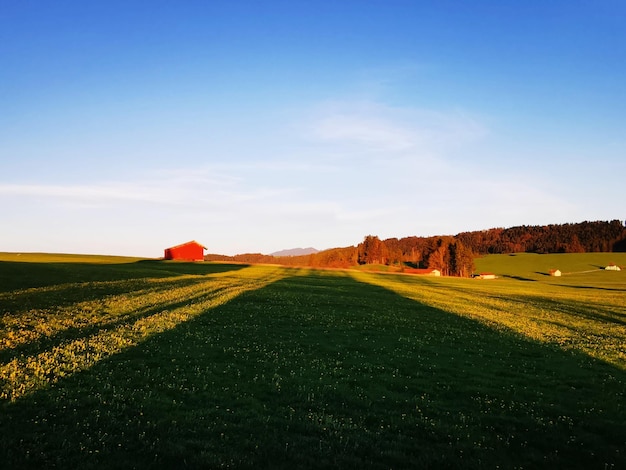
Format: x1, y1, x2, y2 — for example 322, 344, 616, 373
1, 252, 625, 468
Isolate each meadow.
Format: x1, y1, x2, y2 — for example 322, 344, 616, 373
0, 252, 625, 468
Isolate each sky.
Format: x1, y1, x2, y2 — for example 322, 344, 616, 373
1, 1, 625, 257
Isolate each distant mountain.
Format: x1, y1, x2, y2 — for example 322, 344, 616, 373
271, 247, 319, 257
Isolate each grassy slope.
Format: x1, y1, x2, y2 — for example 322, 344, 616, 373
1, 254, 625, 468
475, 252, 626, 280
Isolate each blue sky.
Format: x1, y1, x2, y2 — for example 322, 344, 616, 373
1, 1, 625, 257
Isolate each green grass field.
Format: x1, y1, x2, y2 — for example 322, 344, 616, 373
1, 252, 625, 468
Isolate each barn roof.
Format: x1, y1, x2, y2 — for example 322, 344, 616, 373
165, 240, 207, 250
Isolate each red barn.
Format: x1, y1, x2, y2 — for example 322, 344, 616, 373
163, 240, 206, 261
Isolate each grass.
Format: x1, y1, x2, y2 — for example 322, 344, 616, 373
475, 252, 626, 283
1, 253, 625, 468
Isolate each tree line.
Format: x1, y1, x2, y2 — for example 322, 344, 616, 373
456, 219, 626, 254
205, 219, 626, 276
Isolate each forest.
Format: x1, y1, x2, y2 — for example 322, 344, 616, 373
205, 219, 626, 277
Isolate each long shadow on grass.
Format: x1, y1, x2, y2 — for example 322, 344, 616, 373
439, 278, 626, 329
502, 275, 536, 282
498, 294, 626, 327
1, 271, 625, 469
559, 284, 626, 293
0, 280, 244, 365
0, 274, 230, 316
394, 275, 626, 328
0, 260, 248, 293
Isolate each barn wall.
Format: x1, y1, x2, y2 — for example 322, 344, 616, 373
164, 243, 205, 261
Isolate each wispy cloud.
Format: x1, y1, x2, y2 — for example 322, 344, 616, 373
0, 167, 293, 210
305, 100, 488, 156
311, 111, 415, 152
0, 183, 170, 204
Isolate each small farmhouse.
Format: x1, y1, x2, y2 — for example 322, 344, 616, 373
164, 240, 206, 262
549, 269, 562, 277
404, 268, 441, 276
476, 272, 496, 280
605, 264, 621, 271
